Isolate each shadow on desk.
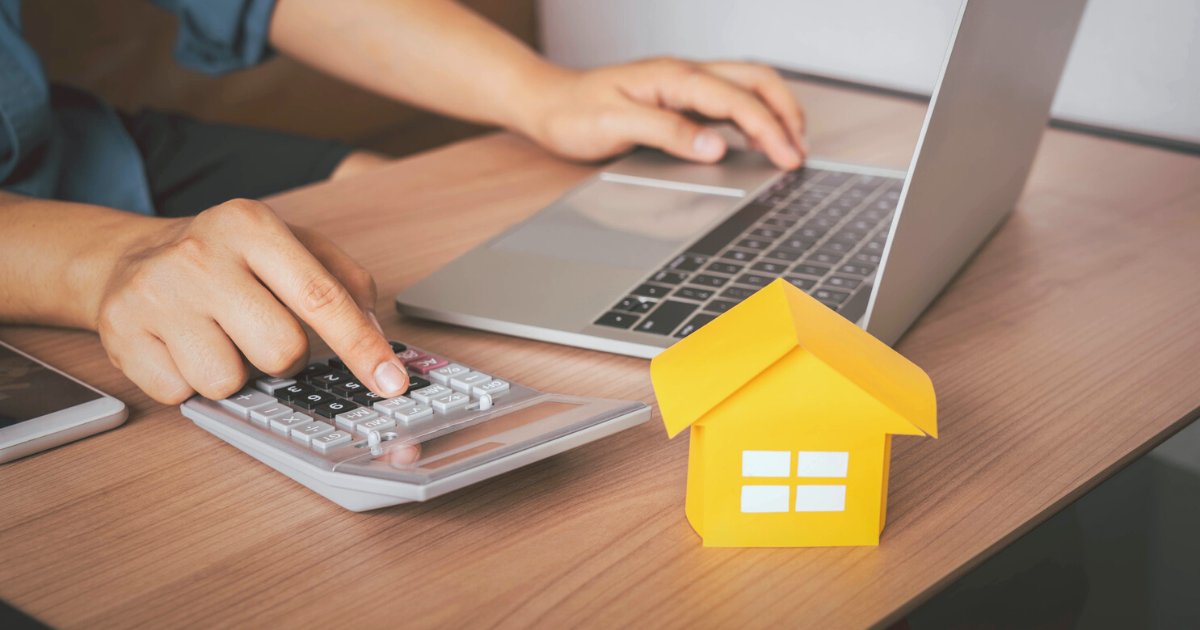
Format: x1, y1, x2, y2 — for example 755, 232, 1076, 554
907, 417, 1200, 630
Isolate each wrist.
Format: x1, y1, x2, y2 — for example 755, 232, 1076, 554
496, 58, 579, 142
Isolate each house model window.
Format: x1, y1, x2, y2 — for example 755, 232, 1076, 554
741, 451, 849, 513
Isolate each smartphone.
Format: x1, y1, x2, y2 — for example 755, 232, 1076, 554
0, 340, 127, 464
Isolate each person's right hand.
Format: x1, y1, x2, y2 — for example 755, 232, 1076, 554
92, 199, 409, 404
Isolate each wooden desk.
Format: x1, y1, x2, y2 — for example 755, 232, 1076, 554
3, 80, 1199, 629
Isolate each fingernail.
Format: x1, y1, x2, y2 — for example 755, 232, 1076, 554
693, 130, 724, 160
374, 361, 408, 397
367, 310, 384, 336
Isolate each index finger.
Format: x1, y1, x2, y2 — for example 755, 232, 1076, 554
234, 206, 409, 398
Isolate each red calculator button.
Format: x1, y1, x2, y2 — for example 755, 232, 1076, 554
396, 349, 427, 364
407, 356, 449, 375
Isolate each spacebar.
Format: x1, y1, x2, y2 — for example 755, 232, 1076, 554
687, 202, 774, 256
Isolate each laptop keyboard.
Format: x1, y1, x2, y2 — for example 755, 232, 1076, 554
593, 167, 903, 338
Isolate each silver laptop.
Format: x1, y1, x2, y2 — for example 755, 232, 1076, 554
396, 0, 1089, 358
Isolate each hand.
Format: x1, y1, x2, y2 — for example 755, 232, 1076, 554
92, 199, 409, 404
517, 58, 807, 170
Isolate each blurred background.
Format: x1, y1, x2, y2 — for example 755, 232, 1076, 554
25, 0, 1199, 157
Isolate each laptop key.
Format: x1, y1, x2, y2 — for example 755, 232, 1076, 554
750, 228, 783, 239
763, 249, 803, 262
705, 262, 743, 275
703, 300, 738, 314
762, 217, 796, 228
778, 237, 815, 251
634, 301, 699, 335
792, 226, 826, 240
793, 263, 831, 277
651, 270, 688, 285
785, 276, 817, 291
675, 314, 717, 338
632, 284, 670, 299
667, 253, 707, 272
720, 249, 757, 263
721, 286, 757, 301
807, 251, 843, 265
832, 229, 867, 244
813, 288, 850, 304
824, 276, 862, 290
674, 286, 714, 301
689, 274, 729, 288
688, 202, 775, 256
614, 296, 655, 313
752, 261, 790, 275
737, 238, 771, 251
851, 252, 882, 265
735, 274, 775, 288
839, 263, 877, 277
595, 311, 639, 329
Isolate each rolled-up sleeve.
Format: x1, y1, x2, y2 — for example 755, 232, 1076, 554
146, 0, 280, 76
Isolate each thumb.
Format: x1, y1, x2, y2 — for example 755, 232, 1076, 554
615, 104, 727, 163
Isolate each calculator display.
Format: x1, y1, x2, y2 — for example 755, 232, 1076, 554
0, 345, 101, 427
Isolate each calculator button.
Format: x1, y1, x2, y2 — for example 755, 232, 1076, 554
374, 396, 416, 417
315, 399, 357, 419
411, 384, 452, 403
334, 406, 379, 430
405, 376, 431, 393
249, 403, 293, 424
218, 388, 276, 416
291, 421, 336, 445
356, 416, 397, 435
395, 348, 427, 364
407, 356, 449, 375
254, 377, 296, 395
312, 431, 353, 453
332, 380, 367, 397
311, 371, 353, 390
352, 391, 386, 406
432, 392, 470, 413
472, 380, 510, 397
394, 404, 434, 424
327, 358, 346, 371
298, 363, 331, 379
449, 372, 491, 393
293, 390, 335, 409
429, 363, 470, 385
277, 383, 316, 402
270, 411, 314, 434
388, 341, 408, 353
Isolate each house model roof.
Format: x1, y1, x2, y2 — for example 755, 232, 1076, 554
651, 279, 937, 438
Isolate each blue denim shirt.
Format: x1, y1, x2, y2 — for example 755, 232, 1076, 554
0, 0, 278, 215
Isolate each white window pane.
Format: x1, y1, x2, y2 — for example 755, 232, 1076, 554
795, 451, 849, 478
741, 485, 790, 513
795, 485, 846, 512
742, 450, 791, 477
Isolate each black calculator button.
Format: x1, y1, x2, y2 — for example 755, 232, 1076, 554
333, 381, 366, 397
327, 357, 346, 371
295, 391, 335, 409
298, 363, 331, 379
311, 371, 352, 390
315, 399, 357, 419
388, 341, 408, 353
352, 391, 385, 406
405, 376, 431, 393
278, 383, 316, 401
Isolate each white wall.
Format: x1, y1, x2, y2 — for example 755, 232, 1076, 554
539, 0, 1200, 145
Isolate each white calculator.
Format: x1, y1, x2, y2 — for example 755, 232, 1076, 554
181, 341, 650, 511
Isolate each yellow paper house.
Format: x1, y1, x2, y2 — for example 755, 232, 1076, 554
650, 279, 936, 547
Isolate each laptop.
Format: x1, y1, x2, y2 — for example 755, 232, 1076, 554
396, 0, 1089, 357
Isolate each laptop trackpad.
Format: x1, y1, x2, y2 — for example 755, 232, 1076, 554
489, 178, 740, 272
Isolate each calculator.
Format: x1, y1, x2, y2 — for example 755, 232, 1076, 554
181, 341, 650, 511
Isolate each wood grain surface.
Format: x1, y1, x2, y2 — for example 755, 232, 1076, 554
2, 80, 1199, 630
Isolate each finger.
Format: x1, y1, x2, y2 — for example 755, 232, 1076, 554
702, 62, 807, 156
607, 104, 729, 164
155, 315, 247, 401
383, 443, 422, 467
105, 331, 194, 405
209, 275, 311, 378
292, 225, 382, 334
222, 203, 407, 397
656, 68, 801, 169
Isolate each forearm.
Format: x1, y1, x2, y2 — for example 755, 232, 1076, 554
0, 192, 167, 330
268, 0, 564, 135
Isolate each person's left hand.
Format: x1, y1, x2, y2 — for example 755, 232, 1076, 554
516, 58, 807, 170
